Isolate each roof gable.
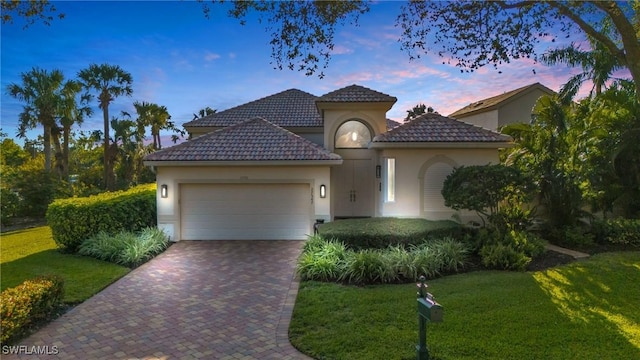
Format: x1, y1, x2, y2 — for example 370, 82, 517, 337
372, 113, 511, 143
145, 117, 341, 162
317, 84, 397, 103
184, 89, 321, 128
448, 82, 555, 118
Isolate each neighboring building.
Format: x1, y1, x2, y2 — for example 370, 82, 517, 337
448, 82, 556, 131
144, 84, 511, 241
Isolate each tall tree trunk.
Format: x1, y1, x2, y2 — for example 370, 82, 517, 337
63, 124, 70, 181
42, 122, 52, 172
101, 100, 113, 191
50, 124, 64, 179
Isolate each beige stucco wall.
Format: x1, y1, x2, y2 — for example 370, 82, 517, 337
154, 165, 332, 241
497, 89, 548, 128
377, 148, 500, 222
453, 109, 499, 131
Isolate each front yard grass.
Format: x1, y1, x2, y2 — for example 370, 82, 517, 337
1, 226, 129, 303
290, 251, 640, 360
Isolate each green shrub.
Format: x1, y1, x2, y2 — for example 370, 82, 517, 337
385, 245, 417, 280
317, 218, 464, 249
297, 238, 349, 281
0, 275, 64, 344
299, 235, 471, 284
0, 188, 20, 226
591, 218, 640, 248
472, 228, 546, 271
547, 225, 594, 248
47, 183, 156, 252
78, 227, 169, 267
480, 243, 531, 271
434, 237, 470, 273
341, 249, 395, 284
411, 244, 444, 279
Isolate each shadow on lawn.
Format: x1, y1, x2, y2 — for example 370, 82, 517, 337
533, 253, 640, 351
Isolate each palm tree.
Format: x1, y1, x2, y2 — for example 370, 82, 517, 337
7, 67, 64, 172
78, 63, 133, 190
134, 101, 173, 150
58, 80, 92, 180
192, 106, 216, 120
541, 37, 623, 103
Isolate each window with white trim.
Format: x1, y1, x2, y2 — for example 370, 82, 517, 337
386, 158, 395, 202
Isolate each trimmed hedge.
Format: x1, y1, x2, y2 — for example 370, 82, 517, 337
317, 218, 465, 249
0, 276, 64, 344
46, 184, 156, 252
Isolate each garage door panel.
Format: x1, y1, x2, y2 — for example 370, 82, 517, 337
180, 183, 311, 240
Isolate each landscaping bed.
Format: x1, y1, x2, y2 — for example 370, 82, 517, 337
290, 251, 640, 360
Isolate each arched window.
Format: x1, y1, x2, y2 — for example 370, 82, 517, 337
335, 120, 372, 148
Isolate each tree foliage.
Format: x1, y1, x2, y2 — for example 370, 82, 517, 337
398, 1, 640, 100
201, 0, 369, 78
1, 0, 64, 28
7, 67, 65, 173
404, 103, 435, 121
209, 1, 639, 99
441, 164, 533, 225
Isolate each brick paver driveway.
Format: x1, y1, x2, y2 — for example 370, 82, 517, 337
5, 241, 311, 360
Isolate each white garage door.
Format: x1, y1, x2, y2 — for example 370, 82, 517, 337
181, 183, 312, 240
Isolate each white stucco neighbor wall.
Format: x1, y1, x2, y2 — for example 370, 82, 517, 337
154, 165, 332, 241
453, 109, 499, 131
377, 148, 500, 222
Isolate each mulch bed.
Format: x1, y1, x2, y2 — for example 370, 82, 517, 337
527, 250, 576, 271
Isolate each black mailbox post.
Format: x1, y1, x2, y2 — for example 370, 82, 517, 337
416, 276, 443, 360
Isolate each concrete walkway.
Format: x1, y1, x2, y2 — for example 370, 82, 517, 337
5, 241, 312, 360
546, 244, 590, 259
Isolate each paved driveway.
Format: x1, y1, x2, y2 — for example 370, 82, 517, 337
5, 241, 311, 360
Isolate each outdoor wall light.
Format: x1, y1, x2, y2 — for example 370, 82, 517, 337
376, 165, 381, 178
320, 184, 326, 198
161, 184, 168, 198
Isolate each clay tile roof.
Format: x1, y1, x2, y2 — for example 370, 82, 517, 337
386, 118, 402, 130
317, 84, 397, 103
448, 82, 555, 118
145, 117, 341, 162
184, 89, 321, 128
372, 113, 512, 143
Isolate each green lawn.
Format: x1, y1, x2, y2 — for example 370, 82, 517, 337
290, 251, 640, 360
1, 226, 129, 303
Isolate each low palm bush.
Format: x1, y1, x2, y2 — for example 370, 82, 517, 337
297, 237, 348, 281
79, 227, 169, 267
298, 235, 470, 284
411, 244, 444, 279
435, 237, 470, 272
341, 249, 395, 284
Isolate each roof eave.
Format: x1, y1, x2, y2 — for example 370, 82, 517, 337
369, 141, 513, 149
144, 159, 344, 167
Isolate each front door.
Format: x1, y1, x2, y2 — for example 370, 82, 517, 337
334, 159, 374, 218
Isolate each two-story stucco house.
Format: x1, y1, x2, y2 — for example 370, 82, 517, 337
449, 82, 556, 131
143, 84, 511, 241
